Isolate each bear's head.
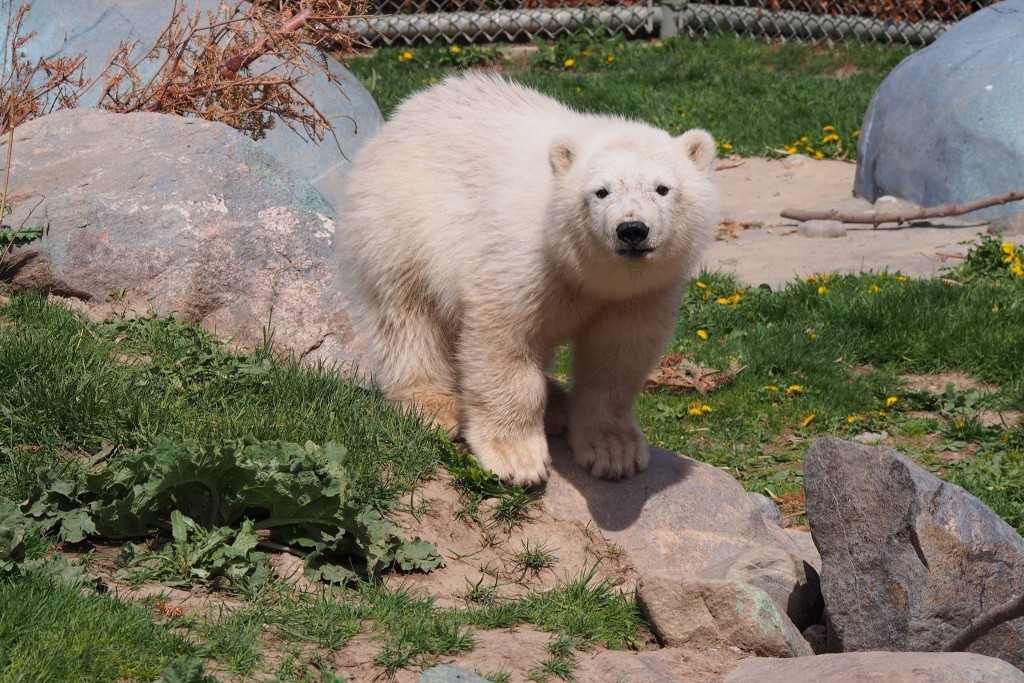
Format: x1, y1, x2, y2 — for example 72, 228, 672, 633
547, 124, 718, 297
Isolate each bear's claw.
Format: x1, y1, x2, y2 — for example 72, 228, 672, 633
569, 422, 649, 480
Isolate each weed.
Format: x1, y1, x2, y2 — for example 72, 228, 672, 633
464, 575, 502, 606
490, 488, 541, 531
512, 540, 558, 577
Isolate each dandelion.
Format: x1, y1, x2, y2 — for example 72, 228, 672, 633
847, 415, 858, 424
1012, 262, 1024, 278
896, 275, 907, 282
868, 284, 882, 294
688, 401, 713, 416
716, 297, 731, 305
764, 385, 779, 392
451, 45, 461, 53
818, 285, 828, 295
785, 146, 797, 155
802, 414, 816, 427
564, 58, 575, 68
853, 129, 861, 137
886, 396, 898, 407
807, 329, 819, 340
697, 329, 709, 341
815, 151, 825, 160
575, 87, 583, 93
397, 50, 414, 62
582, 50, 591, 57
1002, 242, 1015, 263
993, 304, 1000, 313
822, 125, 836, 132
606, 54, 615, 63
696, 281, 708, 289
722, 143, 733, 151
788, 385, 803, 394
800, 136, 809, 143
806, 275, 819, 283
879, 410, 887, 417
956, 420, 967, 429
822, 134, 840, 143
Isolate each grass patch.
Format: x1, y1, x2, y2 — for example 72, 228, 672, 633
0, 568, 194, 681
344, 32, 911, 158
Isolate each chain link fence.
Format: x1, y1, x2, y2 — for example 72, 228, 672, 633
353, 0, 997, 47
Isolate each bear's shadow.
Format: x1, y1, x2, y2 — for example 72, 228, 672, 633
541, 437, 694, 532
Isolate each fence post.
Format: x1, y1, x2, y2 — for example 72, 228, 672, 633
659, 0, 687, 40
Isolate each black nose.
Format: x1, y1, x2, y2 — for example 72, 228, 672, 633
616, 221, 649, 247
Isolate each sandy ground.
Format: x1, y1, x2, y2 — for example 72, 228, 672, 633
706, 156, 991, 289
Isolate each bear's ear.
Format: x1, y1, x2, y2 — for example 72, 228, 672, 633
549, 137, 576, 176
678, 129, 716, 172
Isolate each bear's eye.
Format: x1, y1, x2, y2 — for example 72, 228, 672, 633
656, 185, 670, 196
594, 188, 609, 199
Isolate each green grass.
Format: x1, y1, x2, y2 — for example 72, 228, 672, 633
344, 32, 911, 158
0, 568, 195, 681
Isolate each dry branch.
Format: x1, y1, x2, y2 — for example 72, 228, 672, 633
941, 593, 1024, 653
780, 189, 1024, 227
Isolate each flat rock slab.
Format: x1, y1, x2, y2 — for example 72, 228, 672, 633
805, 437, 1024, 668
2, 108, 364, 369
725, 651, 1024, 683
543, 441, 813, 576
854, 0, 1024, 221
4, 0, 381, 214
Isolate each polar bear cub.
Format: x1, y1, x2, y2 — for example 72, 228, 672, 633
339, 73, 718, 486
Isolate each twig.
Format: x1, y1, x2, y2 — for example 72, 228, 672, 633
941, 593, 1024, 653
780, 189, 1024, 227
220, 7, 312, 77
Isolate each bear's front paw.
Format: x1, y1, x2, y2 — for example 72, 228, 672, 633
569, 420, 649, 480
470, 431, 551, 487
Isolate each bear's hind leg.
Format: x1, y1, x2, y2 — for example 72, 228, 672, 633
368, 298, 461, 436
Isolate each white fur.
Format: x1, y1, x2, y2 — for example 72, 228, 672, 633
338, 73, 718, 485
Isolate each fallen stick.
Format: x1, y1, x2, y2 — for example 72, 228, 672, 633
941, 593, 1024, 653
780, 188, 1024, 226
219, 7, 312, 77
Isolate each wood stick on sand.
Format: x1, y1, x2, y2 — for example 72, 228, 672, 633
780, 188, 1024, 227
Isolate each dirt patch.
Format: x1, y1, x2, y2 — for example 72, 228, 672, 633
385, 472, 637, 609
900, 370, 998, 395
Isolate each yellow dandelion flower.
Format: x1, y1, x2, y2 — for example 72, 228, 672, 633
868, 284, 882, 293
606, 54, 615, 63
697, 329, 709, 341
575, 87, 583, 93
847, 415, 858, 424
564, 58, 575, 68
802, 414, 816, 427
688, 401, 704, 416
992, 304, 1000, 313
701, 404, 713, 414
818, 285, 829, 295
822, 134, 840, 143
716, 297, 731, 305
800, 136, 809, 142
785, 146, 797, 155
723, 143, 733, 150
896, 275, 907, 282
788, 385, 803, 394
807, 329, 819, 340
1001, 242, 1015, 255
764, 385, 779, 392
853, 129, 861, 137
886, 396, 898, 407
823, 125, 836, 132
582, 50, 591, 57
822, 274, 831, 281
956, 420, 967, 429
451, 45, 461, 53
815, 151, 825, 160
879, 410, 887, 417
1012, 263, 1024, 278
401, 50, 414, 61
696, 281, 708, 289
806, 275, 819, 283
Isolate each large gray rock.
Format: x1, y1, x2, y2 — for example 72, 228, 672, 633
725, 651, 1024, 683
417, 666, 489, 683
805, 437, 1024, 667
3, 0, 381, 214
854, 1, 1024, 221
543, 441, 816, 576
1, 108, 363, 368
636, 574, 813, 658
